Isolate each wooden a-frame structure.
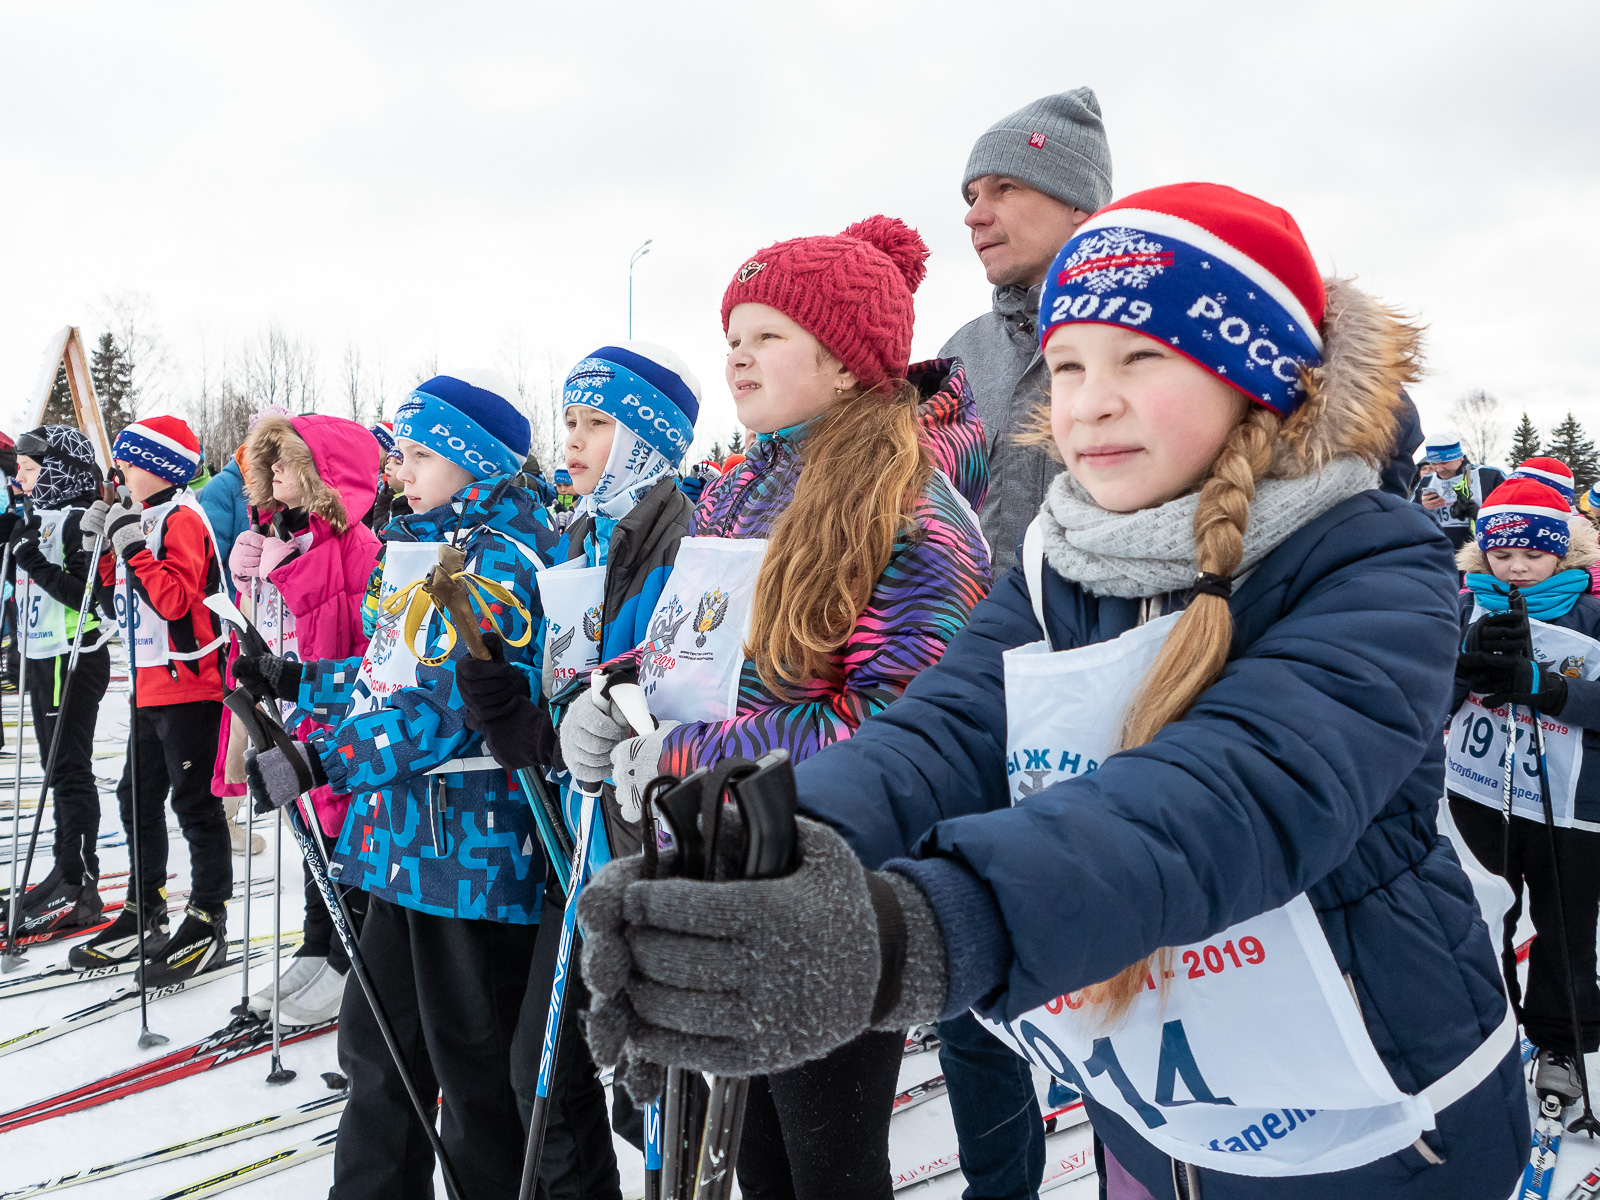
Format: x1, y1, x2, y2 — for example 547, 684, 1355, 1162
24, 327, 115, 470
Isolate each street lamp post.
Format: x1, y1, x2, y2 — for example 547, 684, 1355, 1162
628, 240, 653, 338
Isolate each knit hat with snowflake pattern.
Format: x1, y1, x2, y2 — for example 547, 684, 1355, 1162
1509, 456, 1576, 505
1475, 478, 1572, 556
721, 216, 929, 387
1038, 182, 1325, 418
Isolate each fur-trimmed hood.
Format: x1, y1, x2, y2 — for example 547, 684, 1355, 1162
1266, 276, 1423, 480
245, 414, 381, 535
1455, 512, 1600, 575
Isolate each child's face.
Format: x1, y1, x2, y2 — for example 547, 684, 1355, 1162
1486, 546, 1561, 587
725, 303, 855, 434
113, 461, 171, 504
15, 455, 41, 494
1045, 323, 1250, 513
392, 439, 475, 513
383, 456, 403, 489
564, 405, 616, 496
270, 459, 305, 507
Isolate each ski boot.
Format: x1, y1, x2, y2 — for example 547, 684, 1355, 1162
4, 868, 104, 940
278, 959, 347, 1025
68, 900, 169, 968
1535, 1048, 1584, 1106
248, 953, 325, 1017
141, 904, 228, 986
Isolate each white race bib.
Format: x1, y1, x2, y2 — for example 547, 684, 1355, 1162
347, 542, 440, 722
636, 537, 767, 724
112, 492, 226, 667
536, 558, 606, 699
1446, 607, 1600, 830
20, 508, 72, 659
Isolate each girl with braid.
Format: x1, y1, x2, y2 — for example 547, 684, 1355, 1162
578, 185, 1526, 1200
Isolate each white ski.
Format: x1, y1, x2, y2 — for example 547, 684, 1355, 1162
0, 939, 301, 1059
0, 1093, 345, 1199
140, 1127, 339, 1199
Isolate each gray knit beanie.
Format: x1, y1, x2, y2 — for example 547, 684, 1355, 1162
962, 87, 1113, 214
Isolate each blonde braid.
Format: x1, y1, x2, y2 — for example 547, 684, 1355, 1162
1083, 406, 1282, 1020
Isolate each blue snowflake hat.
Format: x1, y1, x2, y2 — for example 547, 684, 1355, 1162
1037, 182, 1325, 418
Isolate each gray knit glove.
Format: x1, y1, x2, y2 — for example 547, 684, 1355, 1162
578, 817, 948, 1095
559, 688, 630, 784
608, 721, 681, 827
107, 502, 145, 561
79, 499, 112, 553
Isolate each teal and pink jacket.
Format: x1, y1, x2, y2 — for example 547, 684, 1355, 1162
635, 357, 993, 776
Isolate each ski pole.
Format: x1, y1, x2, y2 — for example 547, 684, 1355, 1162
120, 504, 168, 1050
4, 501, 114, 968
516, 675, 657, 1200
232, 565, 262, 1021
1526, 686, 1600, 1137
223, 682, 467, 1200
1, 540, 22, 972
264, 581, 292, 1085
1499, 587, 1521, 883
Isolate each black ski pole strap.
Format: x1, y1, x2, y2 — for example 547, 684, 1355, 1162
865, 871, 907, 1025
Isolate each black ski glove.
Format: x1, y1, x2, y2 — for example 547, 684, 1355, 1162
233, 653, 303, 703
455, 632, 552, 771
577, 816, 948, 1099
1482, 657, 1569, 715
1464, 608, 1532, 657
7, 512, 39, 553
245, 740, 327, 815
0, 510, 18, 544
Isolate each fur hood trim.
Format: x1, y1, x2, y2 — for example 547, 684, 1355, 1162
245, 415, 350, 533
1268, 276, 1423, 479
1455, 512, 1600, 576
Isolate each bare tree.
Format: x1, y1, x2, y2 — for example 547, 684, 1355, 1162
342, 341, 364, 423
411, 351, 439, 386
97, 290, 174, 420
242, 323, 321, 415
1449, 389, 1505, 466
187, 333, 253, 468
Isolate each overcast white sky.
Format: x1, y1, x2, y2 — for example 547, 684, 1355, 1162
2, 0, 1597, 466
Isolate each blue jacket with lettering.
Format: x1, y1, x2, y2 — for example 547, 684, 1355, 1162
796, 491, 1525, 1199
296, 479, 558, 923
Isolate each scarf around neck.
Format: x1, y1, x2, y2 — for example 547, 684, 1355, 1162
1038, 456, 1380, 599
1465, 569, 1590, 621
580, 424, 677, 520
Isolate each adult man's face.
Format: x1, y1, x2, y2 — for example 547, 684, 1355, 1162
964, 175, 1090, 289
1424, 457, 1466, 479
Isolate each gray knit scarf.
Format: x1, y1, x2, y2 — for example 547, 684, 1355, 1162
1038, 456, 1380, 599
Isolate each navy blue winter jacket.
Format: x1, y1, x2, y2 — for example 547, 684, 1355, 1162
796, 491, 1525, 1199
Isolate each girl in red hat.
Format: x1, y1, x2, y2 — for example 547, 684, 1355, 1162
561, 215, 991, 1198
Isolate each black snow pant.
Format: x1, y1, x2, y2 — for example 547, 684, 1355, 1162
735, 1029, 904, 1200
1453, 796, 1600, 1054
331, 895, 538, 1200
300, 819, 364, 973
507, 863, 625, 1200
115, 699, 232, 913
25, 646, 110, 884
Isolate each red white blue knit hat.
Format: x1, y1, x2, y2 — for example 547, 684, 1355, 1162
111, 415, 201, 486
1509, 456, 1576, 506
1038, 182, 1324, 416
1476, 478, 1572, 556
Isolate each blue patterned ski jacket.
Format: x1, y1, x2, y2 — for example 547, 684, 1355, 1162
295, 480, 558, 923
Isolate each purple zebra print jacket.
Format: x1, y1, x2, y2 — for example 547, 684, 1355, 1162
644, 357, 993, 778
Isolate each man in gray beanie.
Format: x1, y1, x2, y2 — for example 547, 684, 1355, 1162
942, 87, 1112, 576
935, 88, 1112, 1200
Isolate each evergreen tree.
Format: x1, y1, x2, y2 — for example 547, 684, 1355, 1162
1547, 411, 1600, 493
89, 331, 136, 438
1506, 412, 1542, 470
40, 363, 75, 427
708, 441, 725, 462
728, 428, 745, 455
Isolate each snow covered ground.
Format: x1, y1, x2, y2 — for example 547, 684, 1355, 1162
0, 659, 1596, 1199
